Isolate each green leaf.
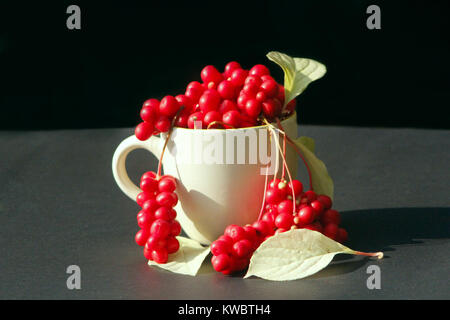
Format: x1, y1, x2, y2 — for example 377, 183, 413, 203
148, 236, 210, 276
266, 51, 326, 106
294, 136, 334, 200
245, 229, 382, 281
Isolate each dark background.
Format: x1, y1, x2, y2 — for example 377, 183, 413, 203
0, 0, 449, 130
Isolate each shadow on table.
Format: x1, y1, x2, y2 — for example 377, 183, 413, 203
308, 206, 450, 279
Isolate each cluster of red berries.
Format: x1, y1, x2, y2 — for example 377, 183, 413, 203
211, 178, 348, 274
134, 171, 182, 263
134, 62, 297, 141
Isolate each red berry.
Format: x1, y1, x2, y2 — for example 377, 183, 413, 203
142, 98, 160, 109
261, 212, 276, 229
158, 177, 176, 193
150, 219, 171, 239
303, 190, 317, 203
237, 93, 250, 110
156, 191, 178, 207
135, 229, 150, 246
286, 99, 297, 112
275, 212, 294, 229
224, 225, 246, 242
201, 65, 223, 85
151, 248, 168, 264
217, 80, 236, 99
187, 81, 204, 92
136, 191, 154, 207
232, 239, 253, 258
260, 80, 279, 98
245, 98, 262, 117
175, 94, 194, 112
185, 87, 203, 102
303, 222, 323, 233
154, 206, 172, 220
199, 89, 221, 113
323, 223, 339, 240
211, 239, 231, 255
232, 257, 250, 272
170, 220, 181, 236
187, 111, 204, 129
166, 237, 180, 254
142, 199, 159, 213
260, 75, 275, 82
203, 110, 222, 126
317, 195, 332, 210
224, 61, 241, 78
297, 206, 316, 226
140, 105, 158, 122
143, 245, 152, 260
146, 235, 167, 251
321, 209, 341, 225
277, 200, 294, 215
242, 82, 259, 96
337, 228, 348, 243
261, 99, 282, 119
219, 99, 238, 113
137, 211, 154, 229
310, 200, 325, 217
211, 254, 231, 272
154, 115, 171, 133
265, 187, 284, 204
276, 84, 285, 103
140, 178, 158, 193
243, 225, 258, 243
222, 110, 241, 128
244, 75, 262, 87
141, 171, 156, 181
249, 64, 270, 77
135, 122, 153, 141
252, 220, 273, 236
255, 91, 267, 102
159, 96, 180, 118
230, 69, 248, 86
288, 180, 303, 197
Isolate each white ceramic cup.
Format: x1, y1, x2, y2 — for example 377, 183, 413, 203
112, 113, 298, 244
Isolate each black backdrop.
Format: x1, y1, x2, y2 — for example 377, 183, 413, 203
0, 0, 449, 130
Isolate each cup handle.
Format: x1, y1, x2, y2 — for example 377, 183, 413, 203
112, 135, 162, 201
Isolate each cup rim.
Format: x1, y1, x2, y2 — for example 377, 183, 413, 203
170, 111, 297, 132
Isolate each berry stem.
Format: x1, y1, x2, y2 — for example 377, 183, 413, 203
275, 118, 314, 192
353, 251, 384, 259
156, 107, 184, 179
263, 118, 296, 213
206, 121, 236, 130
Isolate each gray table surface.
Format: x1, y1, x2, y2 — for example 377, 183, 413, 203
0, 125, 449, 300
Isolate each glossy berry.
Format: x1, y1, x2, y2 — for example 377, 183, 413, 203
201, 65, 223, 85
140, 178, 158, 193
297, 206, 316, 226
136, 191, 154, 207
187, 112, 204, 129
232, 239, 253, 258
142, 199, 159, 213
159, 95, 180, 118
175, 94, 194, 113
158, 177, 176, 193
140, 105, 158, 123
170, 220, 182, 236
211, 254, 231, 272
262, 99, 282, 119
245, 99, 262, 117
154, 206, 172, 220
222, 110, 241, 128
135, 122, 153, 141
310, 200, 325, 217
151, 248, 168, 264
275, 212, 294, 229
203, 111, 222, 126
337, 228, 348, 243
211, 239, 231, 256
199, 89, 221, 113
260, 80, 279, 98
225, 225, 246, 242
141, 171, 157, 181
156, 191, 178, 207
146, 235, 167, 251
166, 237, 180, 254
219, 99, 238, 113
217, 80, 236, 99
230, 69, 248, 86
252, 220, 273, 236
277, 200, 294, 215
150, 219, 171, 239
265, 188, 284, 204
137, 211, 153, 229
154, 116, 171, 133
135, 229, 150, 246
288, 180, 303, 197
224, 61, 241, 77
249, 64, 270, 77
